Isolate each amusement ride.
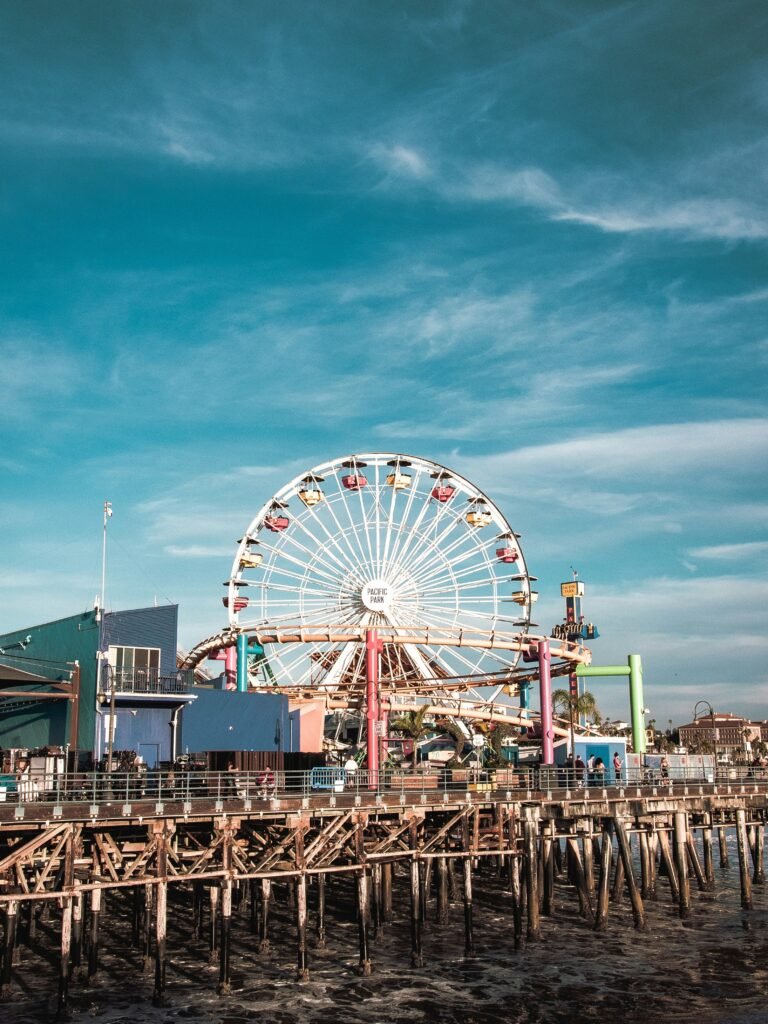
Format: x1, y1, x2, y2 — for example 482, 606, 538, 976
182, 453, 594, 766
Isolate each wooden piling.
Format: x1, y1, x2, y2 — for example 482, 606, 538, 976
736, 808, 753, 910
566, 836, 594, 923
296, 875, 310, 981
463, 857, 475, 958
752, 823, 764, 885
372, 863, 383, 936
686, 831, 707, 892
409, 820, 423, 968
673, 812, 691, 918
436, 856, 449, 924
382, 862, 393, 922
702, 821, 715, 889
258, 879, 271, 954
71, 889, 84, 979
718, 815, 730, 869
208, 884, 219, 963
614, 817, 645, 931
594, 821, 613, 931
542, 821, 555, 917
315, 873, 326, 947
657, 828, 680, 905
523, 812, 541, 941
1, 900, 18, 1000
86, 888, 101, 985
217, 880, 232, 994
56, 897, 73, 1019
356, 871, 371, 976
511, 853, 524, 950
153, 836, 169, 1006
583, 821, 595, 898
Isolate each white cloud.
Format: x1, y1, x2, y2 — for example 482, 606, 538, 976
689, 541, 768, 560
466, 418, 768, 481
369, 143, 431, 180
555, 197, 768, 241
165, 545, 233, 558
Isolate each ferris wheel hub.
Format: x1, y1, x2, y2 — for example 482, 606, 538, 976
360, 578, 395, 613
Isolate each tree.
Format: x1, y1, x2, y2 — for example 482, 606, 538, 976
552, 688, 600, 752
435, 717, 467, 767
390, 707, 431, 770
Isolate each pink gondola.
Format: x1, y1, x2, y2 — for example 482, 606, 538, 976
222, 595, 249, 611
431, 485, 456, 503
342, 474, 368, 490
496, 546, 519, 563
264, 514, 290, 532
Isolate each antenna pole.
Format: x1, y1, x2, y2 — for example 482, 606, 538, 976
100, 501, 113, 766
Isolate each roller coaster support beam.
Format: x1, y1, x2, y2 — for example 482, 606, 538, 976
576, 655, 645, 753
236, 633, 248, 693
538, 640, 554, 765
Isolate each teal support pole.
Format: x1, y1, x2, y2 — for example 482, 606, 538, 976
236, 634, 248, 693
576, 656, 646, 754
628, 654, 645, 754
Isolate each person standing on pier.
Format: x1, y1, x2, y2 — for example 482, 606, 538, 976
612, 751, 622, 784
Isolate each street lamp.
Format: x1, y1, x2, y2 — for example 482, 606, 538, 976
694, 700, 717, 762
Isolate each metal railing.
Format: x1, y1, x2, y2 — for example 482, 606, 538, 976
99, 669, 195, 696
1, 764, 764, 808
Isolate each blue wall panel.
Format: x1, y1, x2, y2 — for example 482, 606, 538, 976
181, 690, 293, 753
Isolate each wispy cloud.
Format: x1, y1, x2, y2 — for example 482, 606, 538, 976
688, 540, 768, 560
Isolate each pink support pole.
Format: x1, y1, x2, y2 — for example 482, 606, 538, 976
379, 700, 389, 765
538, 639, 554, 765
366, 629, 382, 786
224, 647, 237, 691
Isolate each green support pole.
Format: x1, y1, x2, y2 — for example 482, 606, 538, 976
236, 633, 248, 693
576, 656, 646, 754
628, 655, 646, 754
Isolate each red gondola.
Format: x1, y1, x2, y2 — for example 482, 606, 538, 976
264, 514, 289, 532
431, 485, 456, 503
222, 595, 249, 611
341, 458, 368, 490
342, 474, 367, 490
496, 546, 519, 563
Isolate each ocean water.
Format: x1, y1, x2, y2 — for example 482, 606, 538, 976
4, 839, 768, 1024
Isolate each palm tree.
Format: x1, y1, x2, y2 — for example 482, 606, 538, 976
435, 717, 467, 767
552, 688, 600, 753
390, 706, 431, 771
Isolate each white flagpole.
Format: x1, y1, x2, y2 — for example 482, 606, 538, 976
100, 501, 113, 766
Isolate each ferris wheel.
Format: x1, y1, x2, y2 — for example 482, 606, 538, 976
224, 453, 538, 703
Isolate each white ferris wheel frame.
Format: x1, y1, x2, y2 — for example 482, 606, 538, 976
225, 452, 540, 705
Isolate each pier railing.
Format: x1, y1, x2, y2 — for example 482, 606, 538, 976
2, 764, 764, 807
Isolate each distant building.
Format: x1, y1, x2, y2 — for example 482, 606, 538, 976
678, 712, 758, 760
0, 605, 194, 766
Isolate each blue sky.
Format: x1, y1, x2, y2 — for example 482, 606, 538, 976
1, 1, 767, 724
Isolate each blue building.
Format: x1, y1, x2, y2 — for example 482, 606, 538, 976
0, 604, 195, 766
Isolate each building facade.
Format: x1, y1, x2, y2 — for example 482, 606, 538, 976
678, 712, 759, 760
0, 605, 194, 766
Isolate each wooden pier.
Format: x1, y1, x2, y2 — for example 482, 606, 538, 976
1, 776, 767, 1016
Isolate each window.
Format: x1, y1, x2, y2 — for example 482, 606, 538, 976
109, 646, 161, 690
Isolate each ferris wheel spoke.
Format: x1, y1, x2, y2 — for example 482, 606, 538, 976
387, 471, 457, 578
390, 514, 479, 588
252, 550, 350, 592
409, 543, 497, 590
291, 505, 367, 583
264, 530, 355, 590
380, 460, 421, 570
328, 474, 375, 570
392, 501, 471, 579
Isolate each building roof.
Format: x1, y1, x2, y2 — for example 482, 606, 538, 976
0, 661, 56, 684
